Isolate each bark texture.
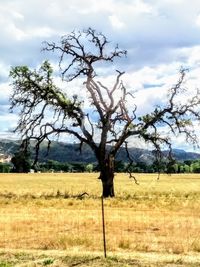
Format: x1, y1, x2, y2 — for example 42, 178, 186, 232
100, 156, 115, 198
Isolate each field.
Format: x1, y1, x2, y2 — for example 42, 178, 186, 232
0, 172, 200, 266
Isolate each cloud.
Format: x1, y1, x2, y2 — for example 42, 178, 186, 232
1, 0, 200, 69
0, 0, 200, 151
109, 15, 125, 30
0, 82, 11, 103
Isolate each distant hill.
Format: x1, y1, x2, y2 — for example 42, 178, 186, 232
0, 139, 200, 164
0, 139, 20, 156
163, 148, 200, 161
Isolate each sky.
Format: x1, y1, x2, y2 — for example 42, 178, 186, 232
1, 0, 200, 151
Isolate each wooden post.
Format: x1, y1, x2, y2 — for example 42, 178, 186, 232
101, 196, 107, 258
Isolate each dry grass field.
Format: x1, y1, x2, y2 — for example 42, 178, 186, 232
0, 172, 200, 266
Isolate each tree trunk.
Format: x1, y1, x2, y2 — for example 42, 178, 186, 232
102, 178, 115, 198
100, 155, 115, 198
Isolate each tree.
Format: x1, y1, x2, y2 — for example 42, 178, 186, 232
0, 163, 11, 173
85, 163, 94, 173
10, 28, 200, 197
11, 139, 31, 173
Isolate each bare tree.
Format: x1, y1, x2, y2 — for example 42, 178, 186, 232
10, 28, 200, 197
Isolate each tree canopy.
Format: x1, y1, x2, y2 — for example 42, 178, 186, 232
10, 28, 200, 197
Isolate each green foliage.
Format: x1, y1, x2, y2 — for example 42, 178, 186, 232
11, 140, 31, 173
114, 161, 126, 172
85, 163, 93, 172
9, 60, 80, 124
11, 152, 31, 173
43, 258, 54, 266
0, 163, 11, 173
37, 160, 93, 173
0, 262, 12, 267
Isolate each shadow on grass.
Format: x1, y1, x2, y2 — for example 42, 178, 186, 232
66, 255, 142, 267
68, 256, 101, 267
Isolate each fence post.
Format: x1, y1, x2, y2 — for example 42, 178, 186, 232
101, 196, 107, 258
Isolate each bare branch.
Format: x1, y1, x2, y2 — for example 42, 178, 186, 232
124, 142, 139, 184
43, 28, 127, 81
9, 28, 200, 198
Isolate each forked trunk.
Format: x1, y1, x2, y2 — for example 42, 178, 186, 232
100, 155, 115, 198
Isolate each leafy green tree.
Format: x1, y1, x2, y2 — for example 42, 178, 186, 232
173, 163, 179, 173
191, 161, 200, 173
114, 161, 126, 172
11, 139, 31, 173
71, 162, 86, 172
85, 163, 94, 173
61, 162, 71, 172
9, 28, 200, 197
183, 164, 190, 173
179, 165, 185, 173
0, 163, 11, 173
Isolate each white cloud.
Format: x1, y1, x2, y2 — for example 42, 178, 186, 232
109, 15, 125, 30
0, 0, 200, 151
196, 14, 200, 27
0, 82, 11, 103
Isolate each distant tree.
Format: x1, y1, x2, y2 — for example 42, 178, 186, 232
0, 163, 11, 173
183, 164, 190, 173
11, 139, 31, 173
179, 165, 185, 173
184, 160, 192, 166
61, 162, 71, 172
85, 163, 94, 173
71, 162, 86, 172
114, 160, 126, 172
10, 28, 200, 197
173, 163, 179, 173
45, 160, 59, 171
191, 161, 200, 173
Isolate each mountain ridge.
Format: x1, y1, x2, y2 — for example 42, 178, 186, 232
0, 139, 200, 164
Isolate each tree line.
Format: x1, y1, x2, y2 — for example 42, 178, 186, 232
1, 158, 200, 174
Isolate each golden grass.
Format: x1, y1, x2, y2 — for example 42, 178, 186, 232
1, 249, 200, 267
0, 173, 200, 255
1, 249, 200, 266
